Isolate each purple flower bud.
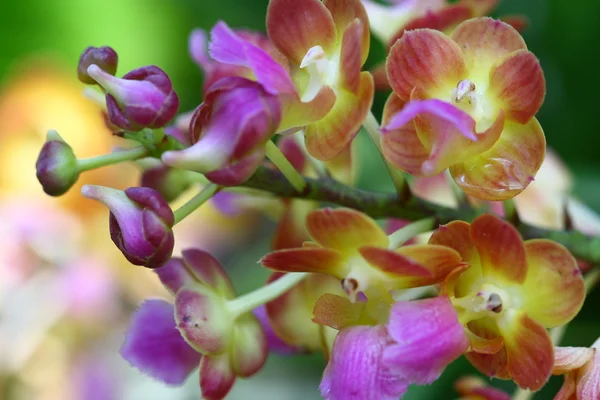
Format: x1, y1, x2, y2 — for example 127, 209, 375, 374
161, 77, 281, 186
87, 64, 179, 131
35, 133, 79, 196
81, 185, 175, 268
140, 165, 191, 202
77, 46, 118, 84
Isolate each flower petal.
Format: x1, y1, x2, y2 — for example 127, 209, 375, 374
553, 347, 595, 375
261, 247, 345, 276
320, 326, 408, 400
450, 118, 545, 201
454, 376, 512, 400
323, 0, 370, 63
278, 86, 337, 132
577, 350, 600, 400
181, 249, 234, 296
412, 101, 505, 176
312, 293, 366, 330
120, 300, 201, 386
470, 214, 527, 284
230, 313, 268, 377
253, 305, 301, 355
387, 29, 466, 101
339, 19, 363, 93
265, 273, 342, 352
199, 354, 236, 400
380, 94, 429, 176
359, 246, 432, 277
554, 371, 577, 400
209, 21, 296, 95
519, 240, 585, 328
489, 49, 545, 124
383, 296, 469, 384
451, 17, 527, 72
496, 309, 553, 391
272, 200, 313, 250
266, 0, 337, 65
306, 207, 388, 251
464, 317, 510, 379
304, 72, 374, 160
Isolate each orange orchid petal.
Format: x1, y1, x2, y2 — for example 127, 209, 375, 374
339, 19, 363, 93
465, 318, 510, 379
429, 221, 482, 297
466, 330, 505, 355
312, 293, 365, 330
440, 263, 471, 297
304, 72, 374, 160
265, 272, 342, 351
520, 240, 585, 328
576, 350, 600, 400
260, 247, 345, 276
380, 94, 429, 175
323, 0, 370, 63
553, 347, 595, 375
470, 214, 527, 284
387, 29, 466, 101
358, 246, 434, 279
497, 309, 553, 391
266, 0, 337, 65
451, 17, 527, 72
325, 140, 357, 185
489, 50, 545, 124
306, 208, 388, 251
384, 244, 464, 288
272, 200, 314, 250
278, 86, 337, 132
450, 118, 545, 201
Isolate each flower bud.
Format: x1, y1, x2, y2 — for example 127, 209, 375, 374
35, 131, 79, 196
77, 46, 118, 84
81, 185, 175, 268
175, 286, 234, 355
140, 165, 191, 202
87, 64, 179, 131
161, 77, 281, 186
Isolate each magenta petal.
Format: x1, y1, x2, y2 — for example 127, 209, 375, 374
320, 326, 408, 400
383, 296, 469, 385
210, 21, 295, 95
120, 300, 201, 385
381, 99, 477, 141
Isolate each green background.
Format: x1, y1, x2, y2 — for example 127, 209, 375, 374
1, 0, 598, 399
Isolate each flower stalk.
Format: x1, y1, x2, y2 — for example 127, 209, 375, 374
173, 183, 220, 225
227, 272, 308, 318
77, 146, 148, 172
388, 217, 437, 249
265, 140, 306, 192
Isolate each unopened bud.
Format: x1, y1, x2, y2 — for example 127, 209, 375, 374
87, 64, 179, 131
81, 185, 175, 268
78, 46, 118, 84
35, 131, 79, 196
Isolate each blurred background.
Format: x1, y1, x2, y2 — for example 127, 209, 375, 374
0, 0, 598, 399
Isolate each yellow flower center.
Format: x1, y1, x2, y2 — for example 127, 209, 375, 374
449, 78, 497, 132
453, 283, 512, 325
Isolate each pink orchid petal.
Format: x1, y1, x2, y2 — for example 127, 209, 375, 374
383, 296, 469, 384
210, 21, 296, 95
120, 300, 201, 386
320, 326, 408, 400
381, 99, 477, 141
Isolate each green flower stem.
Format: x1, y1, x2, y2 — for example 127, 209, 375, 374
227, 272, 308, 318
173, 183, 220, 225
77, 146, 148, 172
388, 217, 437, 249
240, 166, 600, 265
265, 140, 306, 192
363, 111, 411, 202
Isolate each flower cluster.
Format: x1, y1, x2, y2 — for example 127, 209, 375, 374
31, 0, 600, 399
